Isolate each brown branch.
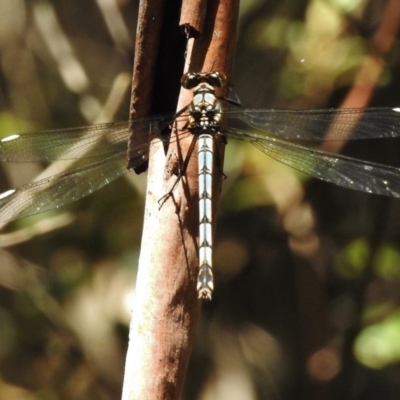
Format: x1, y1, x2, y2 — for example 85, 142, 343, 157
127, 0, 166, 172
180, 0, 206, 37
122, 1, 239, 400
129, 1, 166, 120
322, 0, 400, 152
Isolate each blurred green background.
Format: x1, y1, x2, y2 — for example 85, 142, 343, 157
1, 0, 400, 399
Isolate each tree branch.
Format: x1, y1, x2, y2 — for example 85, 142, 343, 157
122, 1, 239, 400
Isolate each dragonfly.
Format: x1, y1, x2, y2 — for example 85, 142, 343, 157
2, 71, 400, 299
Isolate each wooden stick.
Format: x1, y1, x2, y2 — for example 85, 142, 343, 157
122, 1, 239, 399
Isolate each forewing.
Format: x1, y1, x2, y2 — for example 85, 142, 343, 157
0, 114, 180, 162
224, 107, 400, 141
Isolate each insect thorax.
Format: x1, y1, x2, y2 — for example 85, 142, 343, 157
182, 71, 226, 134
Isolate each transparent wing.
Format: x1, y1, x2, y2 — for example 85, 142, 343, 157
224, 107, 400, 141
0, 113, 191, 222
0, 122, 128, 162
0, 154, 129, 222
226, 129, 400, 197
0, 114, 181, 162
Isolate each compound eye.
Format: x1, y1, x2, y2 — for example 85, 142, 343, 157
208, 71, 227, 88
181, 73, 200, 89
